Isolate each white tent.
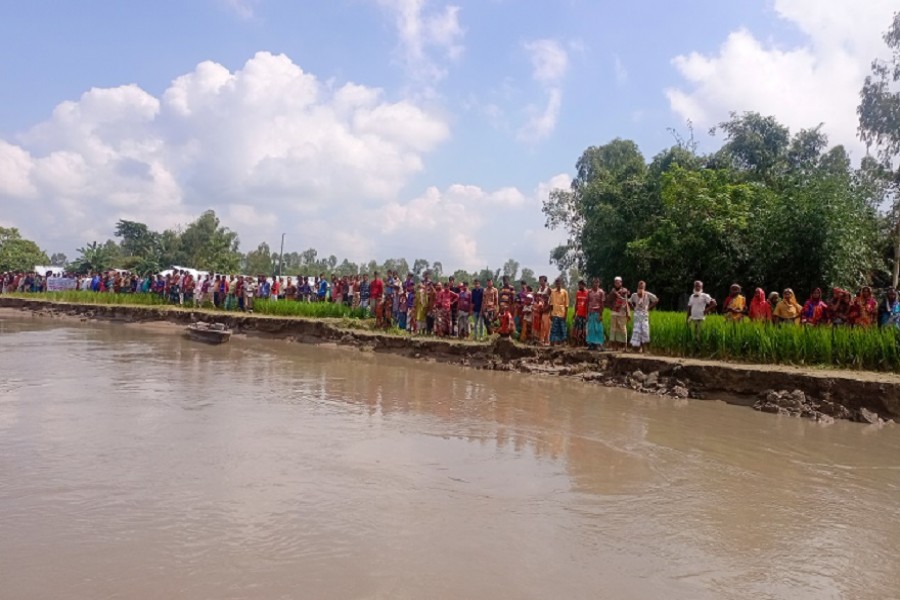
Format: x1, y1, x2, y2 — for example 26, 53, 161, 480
34, 265, 65, 276
161, 266, 211, 279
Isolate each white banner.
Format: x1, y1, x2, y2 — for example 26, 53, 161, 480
47, 277, 78, 292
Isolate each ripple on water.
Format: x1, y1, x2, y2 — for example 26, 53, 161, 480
2, 318, 900, 600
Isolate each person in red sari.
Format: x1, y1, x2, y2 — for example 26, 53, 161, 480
848, 286, 877, 327
748, 288, 772, 321
370, 271, 385, 327
800, 288, 829, 326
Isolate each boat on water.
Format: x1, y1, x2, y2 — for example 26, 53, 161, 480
186, 322, 232, 344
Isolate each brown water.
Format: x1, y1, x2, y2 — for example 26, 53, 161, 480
1, 317, 899, 600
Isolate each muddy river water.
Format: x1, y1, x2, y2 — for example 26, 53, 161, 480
1, 317, 899, 599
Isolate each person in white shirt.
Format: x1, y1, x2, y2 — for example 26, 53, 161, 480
686, 280, 717, 337
628, 280, 658, 352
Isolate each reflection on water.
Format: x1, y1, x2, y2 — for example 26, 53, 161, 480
1, 317, 899, 600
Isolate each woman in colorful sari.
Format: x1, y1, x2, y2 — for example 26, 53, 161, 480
800, 288, 829, 326
828, 288, 850, 326
748, 288, 772, 321
773, 288, 802, 324
848, 286, 877, 327
878, 287, 900, 327
722, 284, 746, 321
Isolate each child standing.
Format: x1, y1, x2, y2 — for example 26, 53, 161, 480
498, 302, 515, 339
519, 294, 534, 343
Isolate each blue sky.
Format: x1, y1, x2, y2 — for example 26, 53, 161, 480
0, 0, 895, 273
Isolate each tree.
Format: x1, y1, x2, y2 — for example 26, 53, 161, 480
412, 258, 430, 277
336, 258, 359, 276
519, 267, 538, 290
712, 112, 790, 183
502, 258, 519, 281
156, 229, 183, 270
244, 242, 274, 275
50, 252, 68, 267
451, 269, 469, 283
546, 115, 885, 307
858, 11, 900, 286
0, 227, 49, 272
300, 248, 318, 268
280, 251, 302, 273
179, 210, 241, 273
70, 241, 115, 274
543, 139, 652, 283
627, 166, 761, 303
431, 261, 443, 278
114, 220, 158, 258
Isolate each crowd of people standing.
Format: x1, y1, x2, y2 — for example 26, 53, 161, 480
3, 269, 900, 351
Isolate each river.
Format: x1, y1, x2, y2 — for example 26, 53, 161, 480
1, 316, 898, 599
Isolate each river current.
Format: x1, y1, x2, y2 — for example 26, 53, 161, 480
1, 316, 898, 599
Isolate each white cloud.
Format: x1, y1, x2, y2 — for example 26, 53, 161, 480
613, 54, 628, 85
221, 0, 259, 19
518, 89, 562, 143
666, 0, 898, 157
0, 51, 450, 258
518, 39, 568, 142
524, 39, 568, 85
369, 174, 570, 272
0, 50, 568, 273
376, 0, 465, 84
0, 141, 37, 198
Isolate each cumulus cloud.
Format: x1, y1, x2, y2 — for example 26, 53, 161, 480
666, 0, 897, 157
518, 39, 568, 142
0, 51, 568, 272
376, 0, 465, 84
370, 174, 570, 271
220, 0, 259, 19
0, 51, 449, 253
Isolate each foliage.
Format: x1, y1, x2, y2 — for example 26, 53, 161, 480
858, 10, 900, 286
70, 241, 118, 274
115, 220, 158, 258
179, 210, 242, 273
544, 113, 888, 307
244, 242, 275, 275
0, 227, 49, 272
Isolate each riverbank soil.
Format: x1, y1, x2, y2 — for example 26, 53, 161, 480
2, 298, 898, 424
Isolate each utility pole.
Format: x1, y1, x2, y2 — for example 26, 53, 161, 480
278, 233, 285, 277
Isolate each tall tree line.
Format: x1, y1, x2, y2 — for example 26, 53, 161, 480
543, 112, 890, 308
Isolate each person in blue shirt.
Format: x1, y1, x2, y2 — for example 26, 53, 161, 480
317, 274, 328, 302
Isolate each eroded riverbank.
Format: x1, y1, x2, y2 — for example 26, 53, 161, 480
2, 297, 899, 423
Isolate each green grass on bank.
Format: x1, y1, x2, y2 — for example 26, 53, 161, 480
6, 291, 900, 370
625, 311, 900, 371
4, 291, 369, 319
252, 298, 368, 319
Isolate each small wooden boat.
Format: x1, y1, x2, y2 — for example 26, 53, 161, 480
186, 322, 232, 344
